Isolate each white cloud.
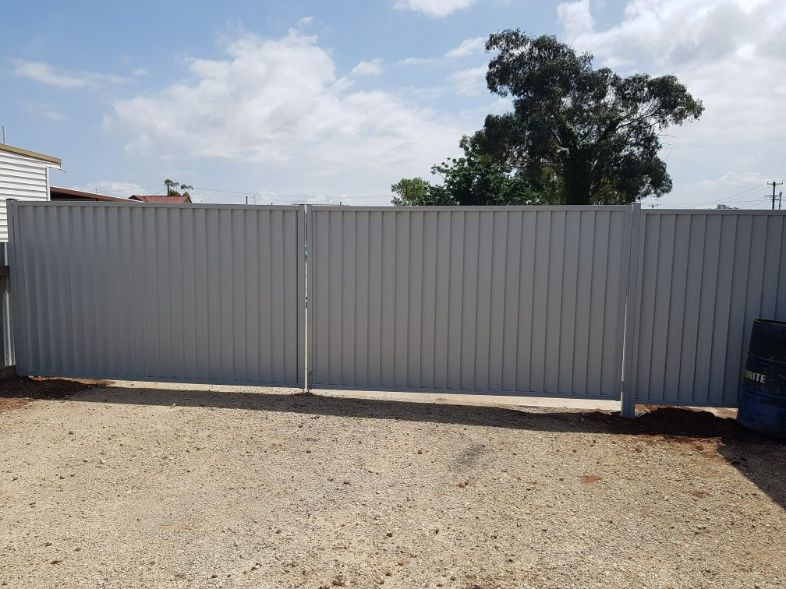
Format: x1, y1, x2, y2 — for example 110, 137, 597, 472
132, 68, 147, 77
444, 37, 486, 58
351, 59, 382, 76
24, 103, 68, 122
394, 0, 476, 17
41, 107, 67, 122
556, 0, 595, 39
397, 36, 487, 67
556, 0, 786, 206
74, 181, 146, 197
12, 60, 126, 89
396, 56, 438, 66
448, 66, 487, 96
110, 30, 470, 196
557, 0, 786, 141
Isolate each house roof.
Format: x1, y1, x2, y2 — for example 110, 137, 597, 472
129, 194, 192, 203
50, 186, 128, 202
0, 143, 61, 166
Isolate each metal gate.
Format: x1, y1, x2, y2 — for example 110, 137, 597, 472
308, 206, 632, 398
8, 201, 304, 385
624, 209, 786, 409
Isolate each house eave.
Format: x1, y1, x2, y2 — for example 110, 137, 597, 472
0, 143, 62, 166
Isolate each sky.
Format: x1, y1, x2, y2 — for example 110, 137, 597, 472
2, 0, 785, 208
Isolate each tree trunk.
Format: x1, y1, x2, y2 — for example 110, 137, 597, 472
563, 153, 592, 205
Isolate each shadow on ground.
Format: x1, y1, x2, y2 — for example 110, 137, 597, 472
1, 377, 784, 510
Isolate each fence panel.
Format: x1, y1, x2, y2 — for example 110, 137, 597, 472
628, 210, 786, 407
8, 201, 304, 386
308, 206, 631, 398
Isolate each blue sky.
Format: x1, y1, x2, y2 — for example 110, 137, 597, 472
3, 0, 785, 208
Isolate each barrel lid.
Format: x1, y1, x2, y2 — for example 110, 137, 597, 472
750, 319, 786, 359
754, 319, 786, 328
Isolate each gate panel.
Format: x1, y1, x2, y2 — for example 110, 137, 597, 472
629, 210, 786, 407
8, 201, 303, 385
309, 206, 631, 398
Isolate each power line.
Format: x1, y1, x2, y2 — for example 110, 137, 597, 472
728, 197, 772, 206
134, 182, 391, 203
692, 184, 762, 208
190, 186, 387, 200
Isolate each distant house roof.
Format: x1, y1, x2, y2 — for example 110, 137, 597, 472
130, 194, 192, 204
50, 186, 128, 202
0, 143, 61, 166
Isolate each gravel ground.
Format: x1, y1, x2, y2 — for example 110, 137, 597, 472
0, 378, 785, 589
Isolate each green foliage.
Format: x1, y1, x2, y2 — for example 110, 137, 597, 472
164, 179, 193, 198
479, 30, 704, 204
431, 137, 540, 205
392, 30, 703, 206
392, 138, 539, 206
391, 177, 451, 206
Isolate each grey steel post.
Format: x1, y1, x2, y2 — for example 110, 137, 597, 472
621, 202, 643, 418
303, 204, 310, 392
5, 200, 21, 374
0, 241, 12, 373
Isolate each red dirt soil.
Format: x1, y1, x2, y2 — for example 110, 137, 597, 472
0, 376, 110, 413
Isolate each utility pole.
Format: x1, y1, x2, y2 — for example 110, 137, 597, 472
767, 180, 783, 210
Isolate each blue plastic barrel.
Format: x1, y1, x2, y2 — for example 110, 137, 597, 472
738, 319, 786, 437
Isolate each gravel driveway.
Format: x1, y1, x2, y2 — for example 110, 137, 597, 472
1, 378, 784, 589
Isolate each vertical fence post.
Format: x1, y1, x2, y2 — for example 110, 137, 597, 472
303, 204, 312, 392
0, 241, 13, 375
6, 200, 20, 375
621, 203, 643, 417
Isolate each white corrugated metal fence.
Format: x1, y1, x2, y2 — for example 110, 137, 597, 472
8, 201, 304, 385
308, 206, 630, 398
624, 209, 786, 410
7, 200, 786, 412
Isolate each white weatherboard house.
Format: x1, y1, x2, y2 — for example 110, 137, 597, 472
0, 143, 61, 241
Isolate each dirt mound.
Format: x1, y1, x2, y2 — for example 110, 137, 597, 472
0, 376, 109, 413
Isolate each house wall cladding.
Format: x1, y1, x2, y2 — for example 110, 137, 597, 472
8, 201, 304, 385
0, 150, 52, 241
628, 210, 786, 407
308, 206, 631, 398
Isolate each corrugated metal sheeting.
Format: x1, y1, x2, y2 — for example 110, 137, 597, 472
9, 202, 304, 385
628, 210, 786, 407
308, 207, 631, 398
8, 201, 786, 410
